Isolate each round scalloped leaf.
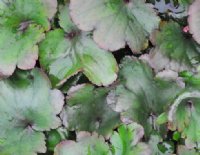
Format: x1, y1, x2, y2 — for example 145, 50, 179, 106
0, 69, 64, 155
61, 84, 120, 136
54, 132, 111, 155
188, 0, 200, 44
155, 22, 200, 71
0, 25, 44, 77
166, 91, 200, 148
69, 0, 160, 53
110, 123, 150, 155
39, 6, 118, 86
0, 0, 51, 77
107, 56, 182, 136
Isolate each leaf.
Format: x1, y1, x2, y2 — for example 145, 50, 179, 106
188, 0, 200, 45
148, 135, 174, 155
156, 113, 168, 125
69, 0, 160, 52
39, 5, 118, 86
61, 84, 120, 136
140, 48, 195, 73
149, 22, 200, 72
110, 123, 150, 155
0, 0, 50, 77
59, 73, 83, 94
0, 0, 50, 29
179, 70, 200, 87
0, 69, 64, 155
177, 145, 199, 155
42, 0, 58, 19
107, 56, 182, 135
166, 91, 200, 148
46, 130, 62, 152
54, 132, 111, 155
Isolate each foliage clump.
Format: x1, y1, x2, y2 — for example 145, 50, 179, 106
1, 0, 200, 154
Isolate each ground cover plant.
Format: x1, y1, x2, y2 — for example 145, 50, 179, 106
0, 0, 200, 154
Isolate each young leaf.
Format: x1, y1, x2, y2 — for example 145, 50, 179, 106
69, 0, 160, 52
54, 132, 111, 155
107, 56, 182, 135
46, 130, 62, 152
61, 84, 120, 136
0, 0, 51, 77
110, 123, 150, 155
39, 5, 118, 86
0, 69, 64, 155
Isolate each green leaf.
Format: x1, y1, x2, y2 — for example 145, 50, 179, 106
144, 22, 200, 72
0, 69, 64, 155
69, 0, 160, 52
39, 5, 118, 86
166, 91, 200, 148
61, 84, 120, 136
107, 56, 182, 135
156, 113, 168, 125
0, 0, 51, 77
157, 22, 200, 66
0, 0, 50, 29
110, 123, 150, 155
54, 132, 111, 155
173, 131, 181, 141
179, 70, 200, 86
46, 130, 62, 152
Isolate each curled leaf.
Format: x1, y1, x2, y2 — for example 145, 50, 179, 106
166, 91, 200, 148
